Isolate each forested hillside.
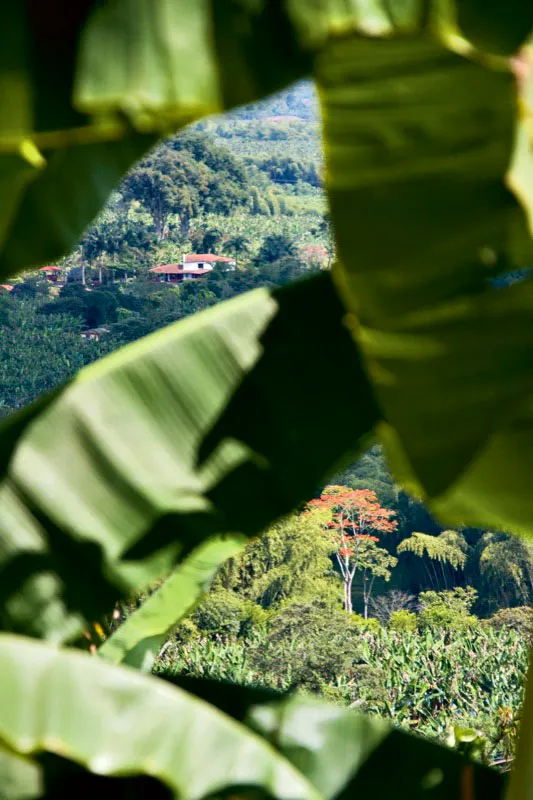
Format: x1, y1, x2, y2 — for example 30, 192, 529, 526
0, 91, 330, 413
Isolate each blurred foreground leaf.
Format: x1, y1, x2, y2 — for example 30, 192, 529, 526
0, 634, 319, 800
152, 679, 505, 800
318, 36, 533, 533
248, 694, 505, 799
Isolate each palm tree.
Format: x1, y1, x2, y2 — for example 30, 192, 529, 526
223, 235, 251, 267
255, 233, 296, 266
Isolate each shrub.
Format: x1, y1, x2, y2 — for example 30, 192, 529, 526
249, 599, 362, 689
193, 589, 250, 636
486, 606, 533, 638
418, 587, 480, 630
240, 604, 271, 636
350, 614, 381, 633
388, 610, 418, 633
174, 618, 199, 642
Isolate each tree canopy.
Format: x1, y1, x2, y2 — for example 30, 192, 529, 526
121, 135, 250, 238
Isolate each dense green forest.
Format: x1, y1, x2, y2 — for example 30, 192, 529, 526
1, 79, 531, 773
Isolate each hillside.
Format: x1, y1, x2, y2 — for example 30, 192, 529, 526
198, 80, 322, 162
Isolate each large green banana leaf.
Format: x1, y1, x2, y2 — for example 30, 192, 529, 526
0, 634, 320, 800
0, 272, 377, 640
1, 1, 532, 278
0, 636, 505, 800
153, 675, 505, 799
98, 535, 245, 670
0, 0, 310, 278
317, 35, 533, 534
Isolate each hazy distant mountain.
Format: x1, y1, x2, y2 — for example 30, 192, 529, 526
231, 80, 318, 122
194, 81, 321, 163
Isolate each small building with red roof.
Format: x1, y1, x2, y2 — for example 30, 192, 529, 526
149, 253, 236, 283
38, 266, 63, 283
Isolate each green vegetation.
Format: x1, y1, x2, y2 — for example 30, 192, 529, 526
155, 627, 526, 769
1, 2, 533, 799
109, 499, 531, 770
0, 119, 331, 418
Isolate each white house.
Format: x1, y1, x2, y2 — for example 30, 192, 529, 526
183, 253, 236, 271
149, 253, 236, 283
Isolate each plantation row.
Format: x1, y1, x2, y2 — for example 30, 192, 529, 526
155, 624, 527, 770
130, 488, 533, 772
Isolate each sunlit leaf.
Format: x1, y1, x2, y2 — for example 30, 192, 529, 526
76, 0, 310, 126
0, 634, 319, 800
99, 535, 245, 670
317, 35, 533, 533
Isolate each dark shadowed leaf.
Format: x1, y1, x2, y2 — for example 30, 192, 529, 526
0, 273, 377, 639
455, 0, 533, 55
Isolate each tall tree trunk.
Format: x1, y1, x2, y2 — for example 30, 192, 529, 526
440, 560, 449, 590
363, 574, 376, 619
345, 574, 353, 613
427, 558, 440, 590
154, 210, 167, 241
81, 262, 86, 286
180, 211, 190, 237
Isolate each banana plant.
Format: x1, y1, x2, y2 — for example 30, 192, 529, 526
1, 0, 533, 797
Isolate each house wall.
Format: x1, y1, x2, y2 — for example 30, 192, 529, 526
185, 261, 214, 271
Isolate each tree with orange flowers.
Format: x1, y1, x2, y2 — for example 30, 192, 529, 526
307, 486, 398, 616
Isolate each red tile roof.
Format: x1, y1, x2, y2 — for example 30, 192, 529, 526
38, 266, 62, 271
184, 254, 235, 263
150, 264, 181, 274
181, 269, 211, 275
